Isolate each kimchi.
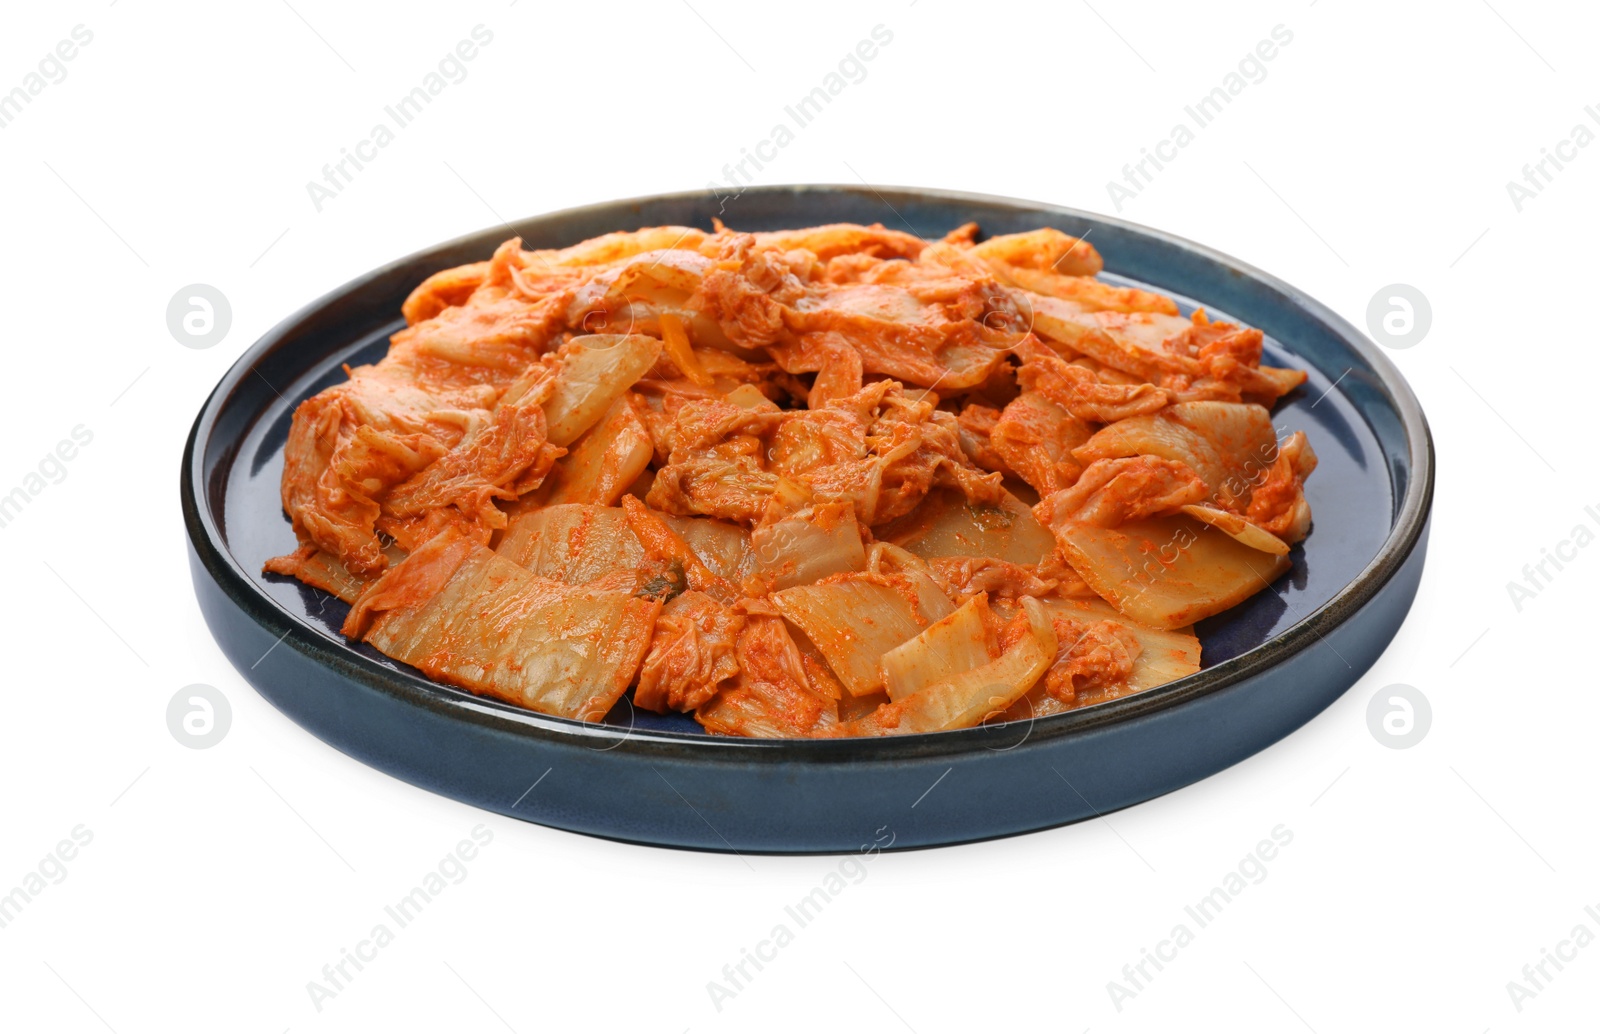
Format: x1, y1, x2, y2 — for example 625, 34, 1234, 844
266, 221, 1315, 737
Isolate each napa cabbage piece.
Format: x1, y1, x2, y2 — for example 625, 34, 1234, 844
527, 225, 711, 270
772, 573, 955, 696
603, 249, 712, 302
543, 334, 662, 447
401, 259, 493, 325
1022, 292, 1195, 378
635, 591, 745, 714
867, 544, 969, 621
750, 501, 866, 590
910, 569, 961, 623
497, 503, 644, 583
1246, 429, 1318, 544
965, 229, 1170, 312
989, 391, 1092, 496
755, 223, 927, 261
1041, 598, 1201, 694
344, 530, 659, 721
881, 595, 996, 702
291, 550, 372, 603
991, 263, 1179, 315
263, 543, 405, 603
1179, 504, 1289, 556
926, 554, 1086, 602
672, 515, 758, 585
545, 396, 654, 506
658, 312, 714, 387
496, 503, 753, 587
380, 369, 563, 529
999, 598, 1202, 721
1039, 456, 1209, 529
723, 383, 776, 410
621, 493, 740, 602
777, 281, 1016, 390
845, 597, 1055, 735
970, 227, 1103, 277
879, 488, 1057, 566
693, 614, 838, 738
1073, 402, 1276, 510
664, 518, 758, 588
1051, 514, 1290, 629
895, 596, 1055, 732
1083, 609, 1202, 692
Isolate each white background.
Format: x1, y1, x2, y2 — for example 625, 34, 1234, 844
1, 1, 1595, 1030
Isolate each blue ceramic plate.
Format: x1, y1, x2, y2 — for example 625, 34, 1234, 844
183, 185, 1432, 852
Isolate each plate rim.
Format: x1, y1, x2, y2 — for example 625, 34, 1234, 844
182, 183, 1434, 761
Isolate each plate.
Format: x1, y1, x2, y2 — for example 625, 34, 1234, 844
183, 185, 1432, 852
